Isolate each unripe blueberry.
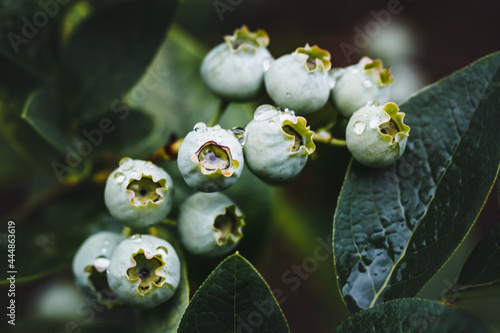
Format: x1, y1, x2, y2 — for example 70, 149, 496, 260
107, 234, 181, 309
200, 25, 273, 102
178, 192, 245, 257
72, 231, 125, 307
346, 102, 410, 168
265, 44, 331, 114
177, 123, 244, 192
331, 57, 394, 119
104, 158, 174, 228
243, 105, 315, 184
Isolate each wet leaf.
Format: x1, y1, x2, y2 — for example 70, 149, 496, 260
178, 253, 289, 333
333, 52, 500, 313
335, 299, 491, 333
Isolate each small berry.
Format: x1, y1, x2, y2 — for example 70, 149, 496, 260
177, 123, 244, 192
107, 234, 181, 309
331, 57, 393, 119
243, 105, 315, 184
265, 44, 331, 114
104, 158, 174, 228
178, 192, 245, 257
200, 25, 273, 102
346, 102, 410, 168
72, 231, 125, 307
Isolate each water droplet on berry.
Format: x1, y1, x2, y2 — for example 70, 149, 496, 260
254, 105, 279, 121
231, 127, 246, 146
193, 122, 207, 133
101, 248, 107, 254
103, 240, 110, 246
362, 79, 373, 88
366, 100, 375, 106
353, 121, 365, 135
350, 68, 360, 74
268, 120, 275, 126
119, 157, 133, 170
145, 161, 154, 169
216, 136, 223, 143
94, 257, 110, 273
131, 234, 142, 243
213, 124, 222, 130
114, 172, 125, 185
369, 115, 381, 129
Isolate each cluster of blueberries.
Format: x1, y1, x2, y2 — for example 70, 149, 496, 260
72, 26, 410, 310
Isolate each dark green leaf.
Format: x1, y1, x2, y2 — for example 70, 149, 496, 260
0, 0, 63, 81
21, 88, 70, 153
0, 82, 66, 177
178, 254, 289, 333
60, 0, 179, 120
447, 223, 500, 300
76, 107, 155, 157
335, 299, 491, 333
333, 52, 500, 313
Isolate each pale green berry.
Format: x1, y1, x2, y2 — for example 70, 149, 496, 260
177, 123, 244, 192
243, 105, 315, 184
178, 192, 245, 257
331, 57, 393, 119
200, 25, 273, 102
264, 44, 331, 115
104, 158, 174, 228
107, 234, 181, 309
346, 102, 410, 168
72, 231, 125, 307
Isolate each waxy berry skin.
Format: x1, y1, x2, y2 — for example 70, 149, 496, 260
177, 124, 244, 192
346, 103, 410, 168
243, 105, 315, 184
106, 234, 181, 309
178, 192, 245, 257
104, 158, 174, 228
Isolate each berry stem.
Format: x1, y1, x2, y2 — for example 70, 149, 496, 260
207, 99, 230, 127
313, 130, 347, 147
122, 226, 133, 237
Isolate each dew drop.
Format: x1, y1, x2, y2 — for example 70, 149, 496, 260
119, 157, 133, 170
130, 172, 140, 180
362, 79, 373, 88
231, 127, 246, 145
350, 68, 360, 74
213, 124, 221, 130
193, 122, 207, 133
114, 172, 125, 185
131, 234, 142, 243
94, 257, 110, 273
268, 120, 276, 127
254, 105, 279, 121
353, 121, 365, 135
101, 248, 108, 254
216, 136, 223, 143
369, 115, 380, 129
366, 100, 375, 106
103, 240, 110, 246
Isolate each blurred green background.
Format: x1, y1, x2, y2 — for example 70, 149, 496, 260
1, 0, 500, 332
